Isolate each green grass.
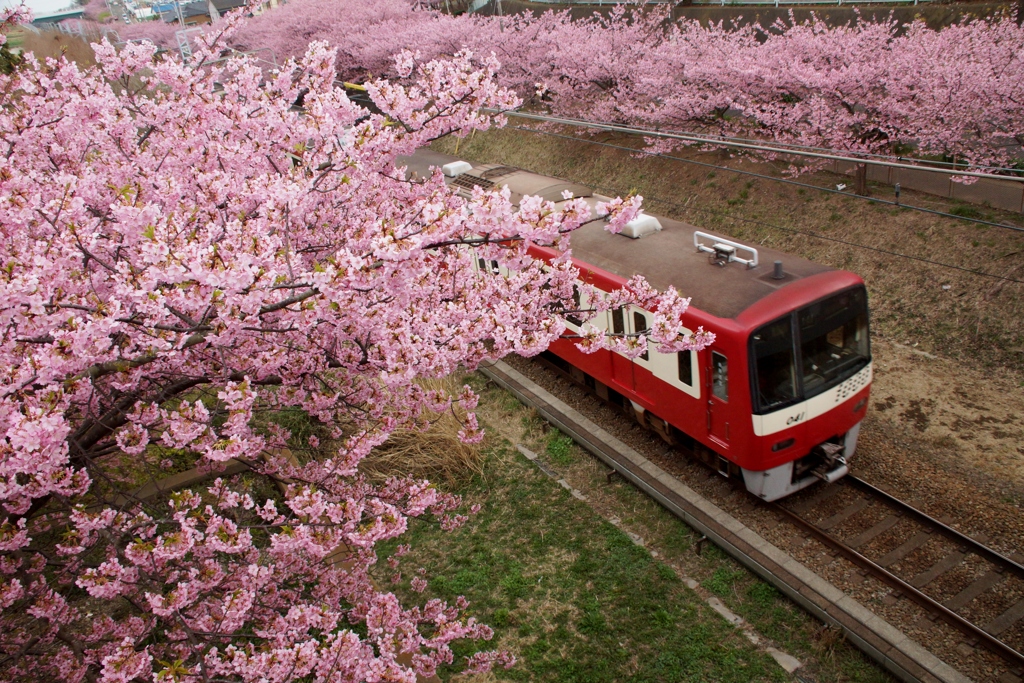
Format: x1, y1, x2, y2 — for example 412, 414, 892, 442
949, 203, 983, 219
440, 455, 779, 680
383, 450, 784, 682
545, 430, 576, 465
377, 374, 895, 682
704, 567, 746, 598
583, 453, 892, 682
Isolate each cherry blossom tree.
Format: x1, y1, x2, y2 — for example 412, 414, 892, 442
225, 0, 1024, 173
0, 8, 709, 682
226, 0, 471, 80
491, 8, 1024, 171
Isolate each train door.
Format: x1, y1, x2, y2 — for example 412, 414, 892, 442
608, 307, 634, 393
705, 348, 731, 449
628, 308, 653, 401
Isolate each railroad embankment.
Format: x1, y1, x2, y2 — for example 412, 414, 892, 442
480, 0, 1018, 31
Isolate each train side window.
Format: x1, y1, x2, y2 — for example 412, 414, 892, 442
611, 308, 625, 335
677, 350, 693, 386
712, 351, 728, 401
633, 311, 649, 361
566, 285, 583, 326
477, 258, 499, 274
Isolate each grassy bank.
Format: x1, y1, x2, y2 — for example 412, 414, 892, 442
378, 372, 893, 682
432, 127, 1024, 379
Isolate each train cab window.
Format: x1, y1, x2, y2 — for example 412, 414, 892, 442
751, 316, 797, 413
711, 351, 728, 401
798, 287, 870, 398
633, 311, 649, 361
566, 285, 583, 327
611, 308, 625, 335
677, 350, 693, 386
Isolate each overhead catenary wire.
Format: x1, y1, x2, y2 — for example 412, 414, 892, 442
486, 109, 1024, 185
505, 124, 1024, 235
339, 85, 1024, 223
589, 125, 1024, 175
506, 124, 1024, 286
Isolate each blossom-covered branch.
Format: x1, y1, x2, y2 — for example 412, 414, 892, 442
0, 13, 710, 682
221, 0, 1024, 173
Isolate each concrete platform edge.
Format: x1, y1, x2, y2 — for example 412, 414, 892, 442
479, 359, 971, 683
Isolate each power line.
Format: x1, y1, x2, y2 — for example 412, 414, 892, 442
683, 204, 1024, 286
507, 125, 1024, 286
667, 131, 1024, 176
507, 125, 1024, 235
488, 109, 1024, 184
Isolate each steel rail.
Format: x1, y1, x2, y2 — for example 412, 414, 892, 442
844, 475, 1024, 578
772, 501, 1024, 670
524, 353, 1024, 673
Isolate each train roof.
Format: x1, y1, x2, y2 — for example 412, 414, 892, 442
400, 149, 837, 321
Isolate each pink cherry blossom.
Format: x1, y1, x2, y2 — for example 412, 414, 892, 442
207, 0, 1024, 173
0, 12, 711, 682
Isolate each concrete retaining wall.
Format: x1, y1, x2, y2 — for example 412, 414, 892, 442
833, 160, 1024, 213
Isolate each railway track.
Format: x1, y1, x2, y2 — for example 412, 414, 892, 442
491, 354, 1024, 682
526, 349, 1024, 671
777, 476, 1024, 674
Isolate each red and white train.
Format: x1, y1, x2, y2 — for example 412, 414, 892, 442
408, 150, 872, 502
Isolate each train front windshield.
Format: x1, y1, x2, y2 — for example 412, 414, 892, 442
751, 287, 870, 414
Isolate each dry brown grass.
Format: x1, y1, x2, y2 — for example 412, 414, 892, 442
434, 127, 1024, 378
360, 377, 484, 484
19, 30, 96, 67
